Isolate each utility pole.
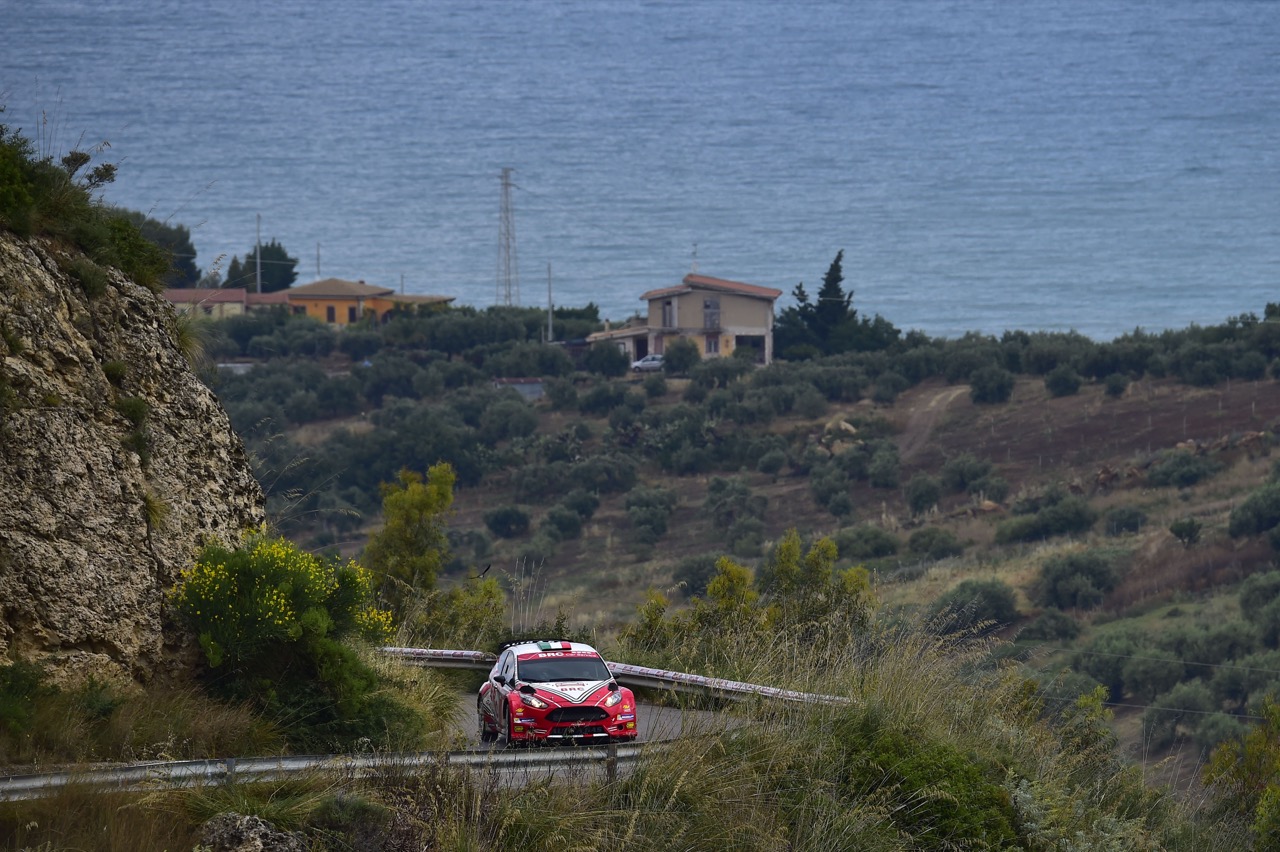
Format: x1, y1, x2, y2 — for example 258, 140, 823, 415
315, 242, 321, 280
497, 167, 519, 306
255, 214, 262, 294
546, 262, 553, 342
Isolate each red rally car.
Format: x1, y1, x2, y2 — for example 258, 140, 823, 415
477, 640, 639, 746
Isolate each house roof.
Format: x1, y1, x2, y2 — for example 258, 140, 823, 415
288, 278, 394, 299
640, 273, 783, 302
163, 288, 247, 304
374, 293, 455, 305
246, 291, 290, 305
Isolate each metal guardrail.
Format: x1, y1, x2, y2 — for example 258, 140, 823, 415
0, 744, 647, 802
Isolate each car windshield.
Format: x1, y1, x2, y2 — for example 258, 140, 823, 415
518, 656, 611, 683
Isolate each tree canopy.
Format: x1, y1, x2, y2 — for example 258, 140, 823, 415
225, 238, 298, 292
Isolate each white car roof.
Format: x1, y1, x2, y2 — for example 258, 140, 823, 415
507, 639, 600, 657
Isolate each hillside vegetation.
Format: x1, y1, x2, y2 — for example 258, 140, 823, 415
4, 118, 1280, 847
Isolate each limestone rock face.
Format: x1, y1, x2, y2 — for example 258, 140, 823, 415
0, 235, 264, 683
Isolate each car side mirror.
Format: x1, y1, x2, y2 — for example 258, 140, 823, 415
494, 675, 506, 685
607, 681, 619, 692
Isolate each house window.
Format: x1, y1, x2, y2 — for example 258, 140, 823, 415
662, 300, 675, 328
326, 305, 336, 323
705, 334, 720, 355
348, 306, 357, 323
703, 297, 720, 330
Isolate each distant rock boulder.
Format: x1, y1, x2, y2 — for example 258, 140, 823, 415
0, 234, 264, 684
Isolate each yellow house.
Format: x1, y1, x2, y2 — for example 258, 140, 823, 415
590, 273, 783, 364
286, 278, 453, 325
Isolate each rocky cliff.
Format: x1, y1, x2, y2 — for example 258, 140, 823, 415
0, 234, 264, 683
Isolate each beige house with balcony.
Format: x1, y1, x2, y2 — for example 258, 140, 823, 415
590, 273, 783, 365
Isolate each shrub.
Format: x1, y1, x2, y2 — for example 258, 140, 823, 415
662, 338, 701, 374
1044, 364, 1083, 397
1019, 609, 1080, 640
907, 526, 964, 560
1104, 505, 1147, 536
170, 534, 410, 750
1229, 482, 1280, 538
102, 359, 128, 386
673, 554, 720, 598
540, 505, 583, 541
1104, 373, 1129, 397
969, 366, 1015, 404
1148, 450, 1220, 488
756, 448, 787, 477
579, 382, 628, 416
905, 473, 941, 515
1169, 517, 1202, 548
930, 579, 1020, 633
626, 486, 678, 544
940, 453, 992, 493
1036, 550, 1119, 609
543, 377, 578, 410
867, 445, 900, 489
582, 341, 630, 377
561, 488, 600, 520
995, 496, 1097, 543
1143, 680, 1214, 749
642, 373, 667, 398
833, 524, 899, 560
484, 505, 530, 538
114, 395, 150, 427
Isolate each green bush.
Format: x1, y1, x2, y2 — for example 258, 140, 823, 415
756, 448, 787, 477
642, 373, 667, 398
673, 554, 719, 598
1036, 550, 1119, 609
540, 505, 583, 541
969, 366, 1015, 404
905, 473, 941, 515
1148, 450, 1220, 488
1229, 482, 1280, 538
484, 505, 530, 538
662, 338, 701, 374
582, 341, 630, 377
930, 579, 1020, 632
1044, 364, 1083, 397
1019, 609, 1080, 640
1104, 505, 1147, 536
114, 396, 150, 427
560, 488, 600, 520
940, 453, 992, 493
833, 524, 899, 560
995, 496, 1097, 543
1104, 373, 1129, 397
831, 713, 1019, 847
907, 526, 964, 560
170, 534, 410, 750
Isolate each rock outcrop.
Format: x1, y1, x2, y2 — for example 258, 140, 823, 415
0, 234, 264, 683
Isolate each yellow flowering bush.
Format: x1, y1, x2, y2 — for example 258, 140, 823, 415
169, 533, 415, 750
172, 533, 394, 668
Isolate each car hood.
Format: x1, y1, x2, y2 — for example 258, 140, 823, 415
528, 680, 610, 704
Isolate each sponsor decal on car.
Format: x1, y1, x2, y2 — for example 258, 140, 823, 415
618, 714, 635, 721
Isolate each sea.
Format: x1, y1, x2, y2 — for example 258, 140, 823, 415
2, 0, 1278, 341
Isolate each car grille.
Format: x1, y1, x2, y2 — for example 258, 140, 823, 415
547, 725, 608, 739
546, 707, 609, 723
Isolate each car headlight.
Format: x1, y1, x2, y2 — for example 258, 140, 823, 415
604, 690, 623, 707
521, 693, 548, 710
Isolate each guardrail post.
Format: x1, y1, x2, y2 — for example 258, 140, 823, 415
224, 757, 236, 786
605, 744, 617, 784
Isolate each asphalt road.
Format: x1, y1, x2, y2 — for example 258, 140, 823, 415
454, 696, 723, 747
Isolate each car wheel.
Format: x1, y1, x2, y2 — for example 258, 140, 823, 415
478, 701, 497, 743
502, 704, 517, 748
